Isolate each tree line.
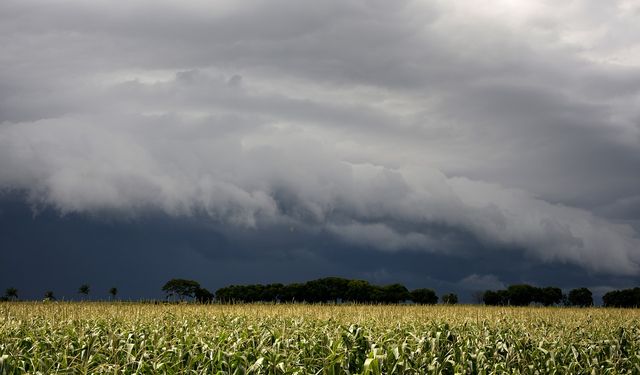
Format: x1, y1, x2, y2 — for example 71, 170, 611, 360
165, 277, 456, 305
602, 287, 640, 308
482, 285, 593, 307
4, 279, 640, 307
162, 280, 640, 307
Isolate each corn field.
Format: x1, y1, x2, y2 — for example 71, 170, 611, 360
1, 303, 639, 374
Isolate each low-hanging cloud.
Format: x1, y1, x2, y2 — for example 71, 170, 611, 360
1, 0, 639, 277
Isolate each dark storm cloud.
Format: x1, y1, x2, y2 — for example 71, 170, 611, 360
1, 196, 636, 302
1, 0, 640, 287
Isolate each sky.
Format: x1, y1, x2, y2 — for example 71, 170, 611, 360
1, 0, 639, 302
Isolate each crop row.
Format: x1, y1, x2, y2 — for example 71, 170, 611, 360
1, 303, 639, 374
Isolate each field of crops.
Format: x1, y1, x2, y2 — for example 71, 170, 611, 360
1, 303, 639, 374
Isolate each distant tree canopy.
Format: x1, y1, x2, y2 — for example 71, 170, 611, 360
410, 288, 438, 305
483, 285, 564, 306
78, 284, 90, 296
126, 277, 640, 308
44, 291, 55, 301
5, 287, 18, 301
161, 278, 214, 303
603, 288, 640, 308
442, 293, 458, 305
7, 277, 640, 307
538, 287, 563, 307
568, 288, 593, 307
2, 288, 18, 301
215, 277, 436, 304
507, 285, 539, 306
194, 287, 214, 303
482, 290, 510, 306
162, 279, 201, 300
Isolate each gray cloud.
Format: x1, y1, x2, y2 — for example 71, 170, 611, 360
458, 274, 506, 292
1, 0, 639, 278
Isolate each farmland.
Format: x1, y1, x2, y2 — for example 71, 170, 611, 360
1, 303, 639, 374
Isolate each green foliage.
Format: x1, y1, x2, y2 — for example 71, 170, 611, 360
568, 287, 593, 307
441, 293, 458, 305
507, 284, 538, 306
603, 287, 640, 307
483, 289, 510, 305
539, 287, 563, 306
345, 280, 376, 302
4, 288, 18, 301
162, 279, 201, 300
194, 287, 214, 303
380, 284, 411, 304
217, 277, 420, 304
78, 284, 90, 296
484, 284, 565, 306
410, 288, 438, 305
1, 303, 640, 374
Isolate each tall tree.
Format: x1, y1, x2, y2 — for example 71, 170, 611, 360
109, 287, 118, 300
507, 284, 538, 306
78, 284, 90, 299
442, 293, 458, 305
5, 287, 18, 301
194, 287, 214, 303
483, 290, 509, 306
568, 288, 593, 307
162, 279, 201, 301
538, 287, 563, 306
603, 288, 640, 308
345, 280, 374, 302
44, 291, 55, 301
381, 284, 411, 304
411, 288, 438, 305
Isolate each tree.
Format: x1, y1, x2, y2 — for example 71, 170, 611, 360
281, 283, 304, 302
483, 290, 509, 306
411, 288, 438, 305
602, 288, 640, 308
214, 285, 235, 302
442, 293, 458, 305
538, 287, 563, 306
44, 291, 55, 301
344, 280, 373, 302
568, 288, 593, 307
507, 284, 538, 306
109, 287, 118, 300
162, 279, 201, 301
195, 287, 214, 303
215, 277, 430, 304
5, 287, 18, 301
304, 277, 350, 303
483, 285, 563, 306
380, 284, 411, 304
78, 284, 90, 299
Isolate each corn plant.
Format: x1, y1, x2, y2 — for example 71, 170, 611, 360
1, 303, 639, 374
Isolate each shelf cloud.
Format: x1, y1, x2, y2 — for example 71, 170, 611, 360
1, 0, 639, 285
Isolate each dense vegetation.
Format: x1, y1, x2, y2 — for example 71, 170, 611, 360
603, 287, 640, 308
1, 303, 640, 374
483, 285, 585, 307
5, 277, 640, 307
215, 277, 436, 304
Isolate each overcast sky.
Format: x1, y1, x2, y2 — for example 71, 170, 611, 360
1, 0, 639, 301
